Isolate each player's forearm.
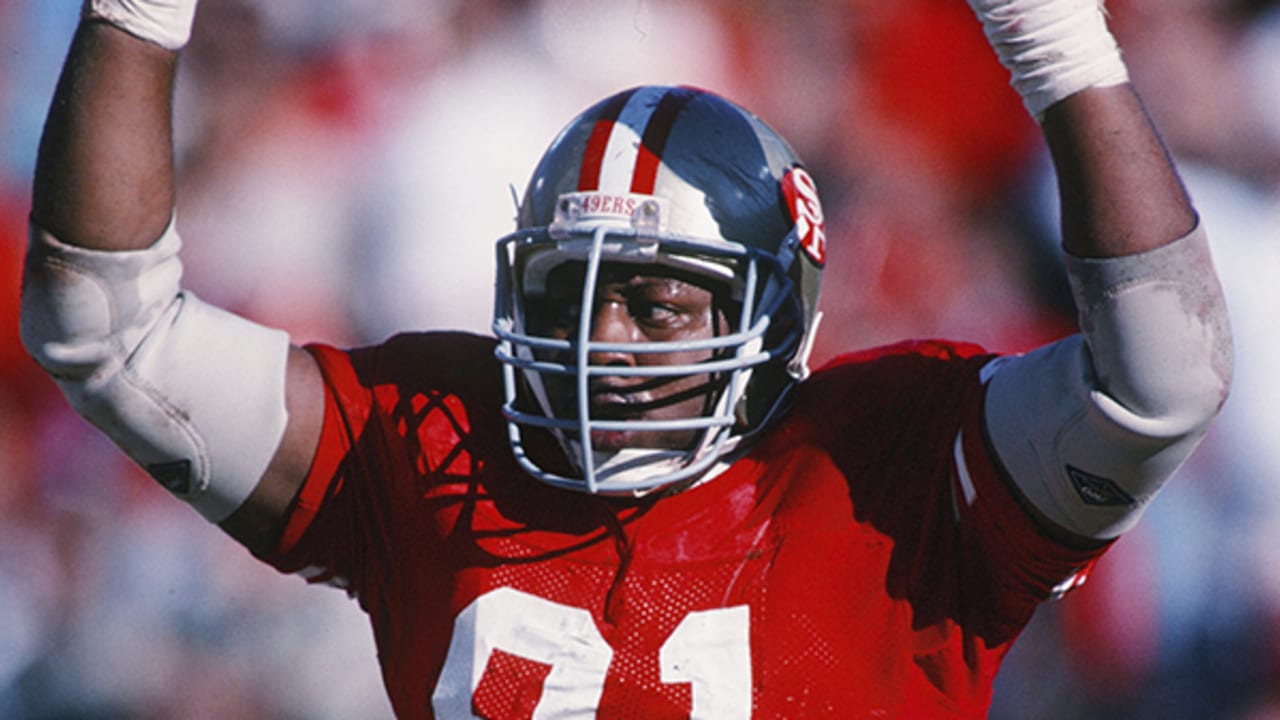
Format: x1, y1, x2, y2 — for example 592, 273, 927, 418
31, 20, 178, 251
966, 0, 1196, 257
1041, 85, 1197, 259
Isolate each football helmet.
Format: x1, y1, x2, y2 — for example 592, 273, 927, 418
494, 85, 826, 495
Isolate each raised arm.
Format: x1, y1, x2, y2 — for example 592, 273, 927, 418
22, 5, 323, 555
969, 0, 1233, 541
1041, 85, 1197, 258
32, 19, 176, 250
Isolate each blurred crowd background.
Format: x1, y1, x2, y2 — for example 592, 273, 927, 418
1, 0, 1278, 718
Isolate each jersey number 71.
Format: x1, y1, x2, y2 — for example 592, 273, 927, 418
431, 587, 752, 718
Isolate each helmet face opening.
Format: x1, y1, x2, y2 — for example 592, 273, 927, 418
493, 85, 825, 495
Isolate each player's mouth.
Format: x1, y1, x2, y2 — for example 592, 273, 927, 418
589, 382, 649, 420
587, 373, 726, 419
589, 429, 631, 451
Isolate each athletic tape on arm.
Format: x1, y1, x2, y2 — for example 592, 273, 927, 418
983, 223, 1232, 539
82, 0, 199, 51
20, 220, 290, 523
968, 0, 1130, 119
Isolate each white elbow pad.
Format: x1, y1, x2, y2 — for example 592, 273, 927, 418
20, 220, 290, 523
984, 223, 1232, 539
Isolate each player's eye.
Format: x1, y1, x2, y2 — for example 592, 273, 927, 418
628, 298, 680, 327
550, 299, 582, 327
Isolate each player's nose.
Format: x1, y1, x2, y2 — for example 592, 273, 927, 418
587, 301, 639, 367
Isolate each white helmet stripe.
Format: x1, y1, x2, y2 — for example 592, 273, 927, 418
578, 86, 681, 194
597, 88, 664, 192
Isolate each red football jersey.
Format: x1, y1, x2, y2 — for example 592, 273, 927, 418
266, 332, 1107, 719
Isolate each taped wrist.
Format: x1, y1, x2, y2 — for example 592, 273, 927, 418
20, 220, 290, 523
967, 0, 1129, 120
82, 0, 199, 51
984, 223, 1232, 539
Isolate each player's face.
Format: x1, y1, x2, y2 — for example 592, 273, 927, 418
529, 263, 729, 452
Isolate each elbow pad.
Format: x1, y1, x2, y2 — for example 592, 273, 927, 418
20, 220, 290, 523
984, 223, 1232, 539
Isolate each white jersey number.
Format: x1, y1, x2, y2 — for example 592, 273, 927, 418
431, 587, 751, 719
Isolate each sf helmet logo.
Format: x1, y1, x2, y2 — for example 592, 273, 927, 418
782, 167, 826, 266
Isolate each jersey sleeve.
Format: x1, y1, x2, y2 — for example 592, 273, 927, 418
807, 340, 1111, 638
954, 385, 1109, 626
260, 331, 506, 597
262, 341, 377, 593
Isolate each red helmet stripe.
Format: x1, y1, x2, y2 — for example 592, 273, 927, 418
631, 89, 696, 194
578, 87, 698, 195
577, 89, 635, 191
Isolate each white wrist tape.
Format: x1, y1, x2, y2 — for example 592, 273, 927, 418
983, 223, 1232, 539
20, 220, 290, 523
83, 0, 199, 51
968, 0, 1130, 119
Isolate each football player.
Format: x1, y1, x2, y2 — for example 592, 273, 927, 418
20, 0, 1232, 717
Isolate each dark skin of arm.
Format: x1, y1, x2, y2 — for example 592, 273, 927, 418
29, 20, 1195, 556
31, 22, 322, 556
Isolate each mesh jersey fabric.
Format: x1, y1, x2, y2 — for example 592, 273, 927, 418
264, 331, 1109, 719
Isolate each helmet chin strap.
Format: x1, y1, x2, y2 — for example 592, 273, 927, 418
575, 447, 687, 496
565, 363, 746, 495
569, 436, 743, 497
